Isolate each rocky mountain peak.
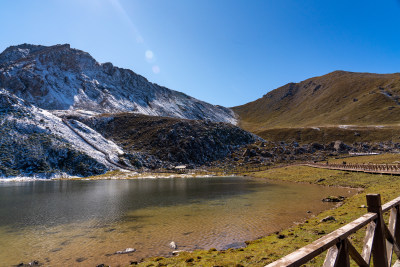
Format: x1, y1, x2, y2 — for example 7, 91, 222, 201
0, 44, 237, 124
0, 43, 46, 65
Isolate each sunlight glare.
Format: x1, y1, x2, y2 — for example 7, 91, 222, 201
152, 65, 160, 74
145, 50, 154, 60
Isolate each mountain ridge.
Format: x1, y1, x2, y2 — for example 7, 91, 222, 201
233, 71, 400, 136
0, 43, 237, 124
0, 88, 258, 177
0, 43, 268, 178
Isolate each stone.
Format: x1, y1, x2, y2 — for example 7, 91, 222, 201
321, 216, 336, 222
242, 148, 251, 157
172, 250, 185, 255
169, 241, 177, 249
322, 196, 345, 202
312, 143, 324, 150
115, 248, 136, 254
334, 141, 350, 152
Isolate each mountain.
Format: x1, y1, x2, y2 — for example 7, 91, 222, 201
0, 44, 236, 124
0, 44, 262, 178
233, 71, 400, 143
0, 88, 258, 177
0, 89, 122, 177
68, 113, 260, 168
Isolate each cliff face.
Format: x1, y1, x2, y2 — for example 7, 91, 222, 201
0, 44, 237, 124
0, 89, 116, 177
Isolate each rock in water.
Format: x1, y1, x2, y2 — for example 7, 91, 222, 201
322, 196, 345, 202
115, 248, 136, 254
169, 241, 177, 249
172, 250, 185, 255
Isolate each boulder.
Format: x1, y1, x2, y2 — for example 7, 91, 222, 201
320, 216, 336, 222
322, 196, 345, 202
334, 141, 350, 152
115, 248, 136, 254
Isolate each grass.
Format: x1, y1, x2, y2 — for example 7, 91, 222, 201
134, 155, 400, 266
232, 71, 400, 143
328, 153, 400, 164
254, 125, 400, 144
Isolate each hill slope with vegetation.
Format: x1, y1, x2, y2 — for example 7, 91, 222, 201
233, 71, 400, 143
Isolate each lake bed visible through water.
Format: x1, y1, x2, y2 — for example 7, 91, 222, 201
0, 177, 357, 266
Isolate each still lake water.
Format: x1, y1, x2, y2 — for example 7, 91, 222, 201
0, 177, 355, 266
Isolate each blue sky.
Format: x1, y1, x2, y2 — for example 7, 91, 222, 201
1, 0, 400, 107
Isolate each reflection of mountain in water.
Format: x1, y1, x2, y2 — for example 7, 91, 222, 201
0, 177, 266, 228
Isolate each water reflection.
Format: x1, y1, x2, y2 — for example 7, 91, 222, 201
0, 177, 264, 228
0, 177, 356, 266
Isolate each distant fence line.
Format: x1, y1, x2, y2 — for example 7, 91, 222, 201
137, 161, 400, 177
349, 152, 380, 156
148, 164, 275, 176
266, 193, 400, 267
306, 162, 400, 175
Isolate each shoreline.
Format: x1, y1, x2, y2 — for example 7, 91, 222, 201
3, 155, 398, 266
134, 160, 400, 266
0, 171, 229, 182
1, 169, 356, 267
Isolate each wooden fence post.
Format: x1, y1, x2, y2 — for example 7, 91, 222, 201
366, 194, 389, 267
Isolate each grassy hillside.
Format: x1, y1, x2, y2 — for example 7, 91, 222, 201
233, 71, 400, 142
257, 125, 400, 144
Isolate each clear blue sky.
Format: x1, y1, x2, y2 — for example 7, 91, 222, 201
1, 0, 400, 107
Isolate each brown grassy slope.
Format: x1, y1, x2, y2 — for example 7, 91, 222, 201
233, 71, 400, 134
257, 125, 400, 144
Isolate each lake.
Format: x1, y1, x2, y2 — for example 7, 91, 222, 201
0, 177, 356, 266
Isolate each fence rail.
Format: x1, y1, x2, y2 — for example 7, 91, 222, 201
266, 194, 400, 267
306, 162, 400, 175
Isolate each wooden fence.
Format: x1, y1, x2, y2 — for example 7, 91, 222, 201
306, 163, 400, 175
266, 194, 400, 267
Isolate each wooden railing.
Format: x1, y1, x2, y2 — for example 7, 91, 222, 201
306, 163, 400, 175
266, 194, 400, 267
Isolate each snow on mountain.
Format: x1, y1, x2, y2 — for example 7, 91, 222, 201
0, 88, 127, 177
0, 44, 237, 124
